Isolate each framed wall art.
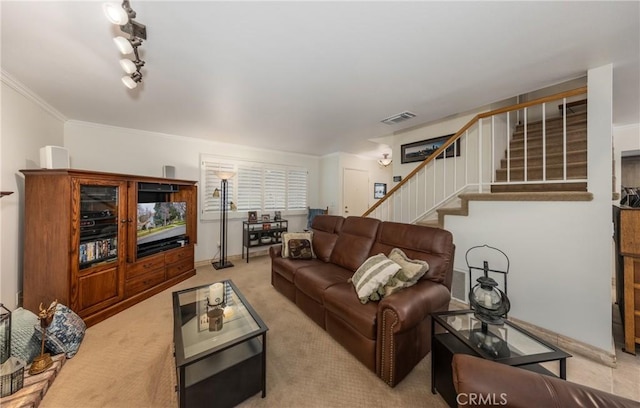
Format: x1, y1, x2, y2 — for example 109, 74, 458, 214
400, 134, 460, 164
374, 183, 387, 199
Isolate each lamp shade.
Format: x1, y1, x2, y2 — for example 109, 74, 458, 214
121, 75, 138, 89
214, 171, 236, 180
378, 153, 392, 167
103, 3, 129, 25
119, 59, 137, 74
113, 36, 134, 55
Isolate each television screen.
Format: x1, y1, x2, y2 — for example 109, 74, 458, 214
137, 201, 187, 246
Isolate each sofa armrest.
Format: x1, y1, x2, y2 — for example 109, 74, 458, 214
452, 354, 640, 408
269, 244, 283, 258
378, 280, 450, 331
376, 281, 451, 386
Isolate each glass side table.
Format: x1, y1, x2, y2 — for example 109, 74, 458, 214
173, 280, 268, 408
430, 309, 571, 408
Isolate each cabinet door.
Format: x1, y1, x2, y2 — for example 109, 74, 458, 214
71, 178, 127, 314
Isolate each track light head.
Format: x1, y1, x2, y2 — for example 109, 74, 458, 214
103, 3, 128, 25
121, 71, 142, 89
119, 58, 145, 74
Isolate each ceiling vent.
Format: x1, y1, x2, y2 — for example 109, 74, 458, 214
381, 111, 416, 125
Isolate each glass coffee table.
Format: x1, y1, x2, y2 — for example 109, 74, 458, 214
173, 280, 268, 408
431, 309, 571, 408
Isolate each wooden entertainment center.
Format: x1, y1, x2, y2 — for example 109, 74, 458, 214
20, 169, 198, 327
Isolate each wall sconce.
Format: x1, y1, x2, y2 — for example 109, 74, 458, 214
104, 1, 147, 89
378, 153, 392, 167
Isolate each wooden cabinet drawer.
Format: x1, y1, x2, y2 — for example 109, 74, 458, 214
165, 245, 193, 265
167, 257, 194, 279
127, 252, 165, 280
125, 268, 165, 298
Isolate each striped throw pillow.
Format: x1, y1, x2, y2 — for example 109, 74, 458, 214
351, 253, 401, 304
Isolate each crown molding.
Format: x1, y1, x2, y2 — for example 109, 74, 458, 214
1, 70, 67, 123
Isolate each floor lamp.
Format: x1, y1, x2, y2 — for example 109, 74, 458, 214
212, 171, 235, 270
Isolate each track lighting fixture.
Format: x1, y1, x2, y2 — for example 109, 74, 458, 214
104, 1, 147, 88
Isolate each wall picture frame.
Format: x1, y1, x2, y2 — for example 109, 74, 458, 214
400, 134, 460, 164
374, 183, 386, 199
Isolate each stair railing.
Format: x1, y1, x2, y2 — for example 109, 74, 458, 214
364, 87, 588, 223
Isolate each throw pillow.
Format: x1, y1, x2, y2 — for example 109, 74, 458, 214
34, 303, 86, 358
282, 231, 315, 258
351, 253, 401, 304
7, 307, 41, 364
288, 238, 313, 260
382, 248, 430, 297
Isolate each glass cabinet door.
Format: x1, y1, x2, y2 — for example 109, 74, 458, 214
78, 184, 120, 269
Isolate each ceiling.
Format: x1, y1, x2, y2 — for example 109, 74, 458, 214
2, 1, 638, 159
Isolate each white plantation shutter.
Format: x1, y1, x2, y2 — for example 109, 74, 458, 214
237, 164, 262, 211
200, 155, 308, 220
201, 159, 235, 217
287, 168, 308, 210
264, 168, 286, 210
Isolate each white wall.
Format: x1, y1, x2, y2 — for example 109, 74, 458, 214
613, 123, 640, 196
1, 77, 65, 309
444, 65, 616, 353
64, 121, 321, 264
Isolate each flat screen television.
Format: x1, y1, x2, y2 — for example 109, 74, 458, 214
137, 201, 187, 256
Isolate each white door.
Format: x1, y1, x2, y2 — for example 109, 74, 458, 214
343, 168, 369, 216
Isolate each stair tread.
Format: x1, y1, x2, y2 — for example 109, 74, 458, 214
496, 161, 587, 171
459, 191, 593, 201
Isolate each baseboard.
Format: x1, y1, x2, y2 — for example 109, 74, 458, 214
448, 298, 617, 367
195, 250, 271, 269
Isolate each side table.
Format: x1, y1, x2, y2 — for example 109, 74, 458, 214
430, 309, 571, 408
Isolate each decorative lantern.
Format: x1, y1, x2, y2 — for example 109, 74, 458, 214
0, 304, 25, 397
469, 274, 510, 325
0, 304, 10, 365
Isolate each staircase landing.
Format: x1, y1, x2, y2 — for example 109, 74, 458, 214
436, 191, 593, 227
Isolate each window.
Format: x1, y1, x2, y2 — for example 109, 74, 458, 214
201, 156, 308, 220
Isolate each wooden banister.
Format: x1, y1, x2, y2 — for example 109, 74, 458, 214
363, 86, 588, 217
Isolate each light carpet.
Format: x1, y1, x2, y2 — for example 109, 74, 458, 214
40, 255, 448, 408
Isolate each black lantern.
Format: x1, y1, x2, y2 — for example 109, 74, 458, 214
469, 274, 510, 325
466, 245, 510, 330
0, 304, 25, 397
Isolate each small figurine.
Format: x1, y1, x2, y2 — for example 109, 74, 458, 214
29, 300, 58, 375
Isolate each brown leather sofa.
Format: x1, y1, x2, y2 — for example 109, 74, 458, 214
269, 215, 455, 387
452, 354, 640, 408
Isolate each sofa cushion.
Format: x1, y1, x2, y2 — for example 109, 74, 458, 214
330, 216, 380, 271
351, 253, 401, 304
382, 248, 430, 297
272, 256, 324, 283
324, 282, 378, 339
369, 221, 453, 285
295, 263, 352, 303
282, 231, 315, 258
311, 215, 344, 262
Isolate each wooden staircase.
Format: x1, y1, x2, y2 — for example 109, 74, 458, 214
492, 110, 587, 193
